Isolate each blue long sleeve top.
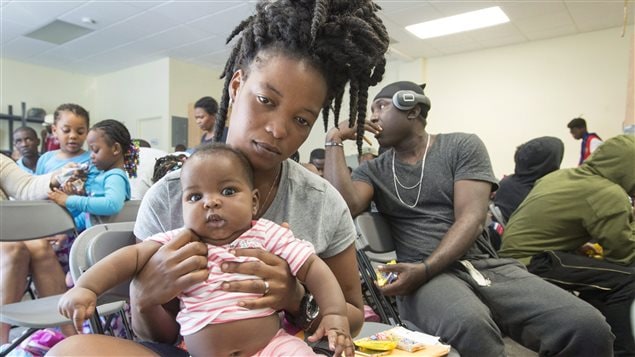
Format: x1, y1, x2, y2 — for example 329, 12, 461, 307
65, 168, 131, 230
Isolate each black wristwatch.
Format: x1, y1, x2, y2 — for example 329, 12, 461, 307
293, 291, 319, 330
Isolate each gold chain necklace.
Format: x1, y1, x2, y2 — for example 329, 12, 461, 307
257, 164, 281, 218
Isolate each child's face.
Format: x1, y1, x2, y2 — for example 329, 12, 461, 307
87, 129, 120, 171
52, 110, 88, 155
181, 154, 259, 245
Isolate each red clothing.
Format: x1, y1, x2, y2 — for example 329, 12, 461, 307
44, 134, 60, 152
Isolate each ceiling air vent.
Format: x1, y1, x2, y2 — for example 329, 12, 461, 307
24, 20, 94, 45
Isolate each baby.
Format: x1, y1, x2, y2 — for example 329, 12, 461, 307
58, 143, 353, 357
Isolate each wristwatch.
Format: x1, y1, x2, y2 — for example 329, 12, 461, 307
295, 291, 320, 330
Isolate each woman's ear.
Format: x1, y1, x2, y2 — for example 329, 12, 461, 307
252, 188, 260, 217
229, 69, 244, 103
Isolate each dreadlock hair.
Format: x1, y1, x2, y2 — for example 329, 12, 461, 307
54, 103, 90, 127
91, 119, 138, 178
214, 0, 389, 155
152, 154, 188, 183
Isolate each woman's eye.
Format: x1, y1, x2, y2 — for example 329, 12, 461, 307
295, 117, 310, 127
257, 95, 271, 104
188, 194, 202, 202
221, 188, 236, 196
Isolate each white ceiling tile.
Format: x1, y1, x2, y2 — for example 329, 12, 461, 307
2, 1, 87, 29
0, 18, 30, 44
151, 1, 240, 23
167, 35, 227, 58
468, 22, 526, 42
118, 25, 210, 54
524, 23, 578, 41
191, 48, 231, 68
110, 8, 181, 38
514, 10, 574, 33
187, 3, 253, 36
381, 3, 443, 27
565, 2, 628, 32
499, 1, 568, 21
430, 1, 499, 17
58, 1, 142, 29
57, 29, 136, 59
2, 36, 56, 59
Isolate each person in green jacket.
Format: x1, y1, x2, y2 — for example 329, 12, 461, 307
500, 134, 635, 357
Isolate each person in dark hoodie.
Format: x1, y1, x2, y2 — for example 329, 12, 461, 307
500, 135, 635, 356
494, 136, 565, 224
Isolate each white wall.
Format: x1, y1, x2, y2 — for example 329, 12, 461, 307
94, 58, 170, 150
0, 58, 95, 150
168, 58, 224, 118
424, 27, 628, 177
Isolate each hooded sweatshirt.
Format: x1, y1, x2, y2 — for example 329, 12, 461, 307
499, 135, 635, 266
494, 136, 564, 222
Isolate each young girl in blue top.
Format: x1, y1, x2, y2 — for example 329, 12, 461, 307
35, 104, 94, 177
48, 119, 138, 231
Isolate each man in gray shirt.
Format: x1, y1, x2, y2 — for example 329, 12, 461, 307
323, 80, 613, 357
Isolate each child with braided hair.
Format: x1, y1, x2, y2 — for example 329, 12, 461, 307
49, 0, 389, 355
48, 119, 137, 231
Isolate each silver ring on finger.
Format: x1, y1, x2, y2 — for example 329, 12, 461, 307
263, 280, 270, 295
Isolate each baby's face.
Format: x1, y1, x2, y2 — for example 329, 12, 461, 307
181, 154, 258, 245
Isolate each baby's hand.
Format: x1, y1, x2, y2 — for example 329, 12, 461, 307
307, 314, 353, 357
48, 188, 69, 206
58, 287, 97, 333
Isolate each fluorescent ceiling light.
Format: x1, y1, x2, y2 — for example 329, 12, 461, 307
406, 6, 509, 40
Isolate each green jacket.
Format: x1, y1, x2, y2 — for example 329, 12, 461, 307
499, 135, 635, 266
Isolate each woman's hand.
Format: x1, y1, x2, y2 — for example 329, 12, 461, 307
131, 229, 208, 311
377, 262, 427, 296
220, 248, 303, 313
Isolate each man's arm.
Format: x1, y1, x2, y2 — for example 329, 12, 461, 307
323, 128, 374, 216
423, 180, 491, 278
379, 179, 492, 296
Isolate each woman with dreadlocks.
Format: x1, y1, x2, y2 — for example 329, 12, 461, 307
49, 0, 388, 355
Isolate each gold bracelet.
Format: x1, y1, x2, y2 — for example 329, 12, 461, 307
325, 141, 343, 147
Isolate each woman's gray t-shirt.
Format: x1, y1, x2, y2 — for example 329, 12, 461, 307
134, 159, 355, 258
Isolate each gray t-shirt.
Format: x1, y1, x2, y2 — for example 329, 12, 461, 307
352, 133, 498, 262
134, 159, 355, 258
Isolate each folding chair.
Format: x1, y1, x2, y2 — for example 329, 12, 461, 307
354, 212, 402, 326
0, 202, 130, 356
68, 221, 136, 338
0, 200, 76, 355
90, 199, 141, 225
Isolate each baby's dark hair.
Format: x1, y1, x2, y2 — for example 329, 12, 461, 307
194, 96, 219, 115
187, 144, 254, 188
91, 119, 138, 178
214, 0, 389, 154
54, 103, 90, 127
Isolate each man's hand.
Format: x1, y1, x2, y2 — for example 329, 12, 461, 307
377, 262, 427, 296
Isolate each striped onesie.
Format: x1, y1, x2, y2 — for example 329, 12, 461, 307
148, 218, 315, 335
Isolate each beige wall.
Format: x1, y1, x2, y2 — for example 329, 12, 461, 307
168, 58, 224, 148
94, 58, 170, 149
425, 26, 628, 177
0, 58, 95, 150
